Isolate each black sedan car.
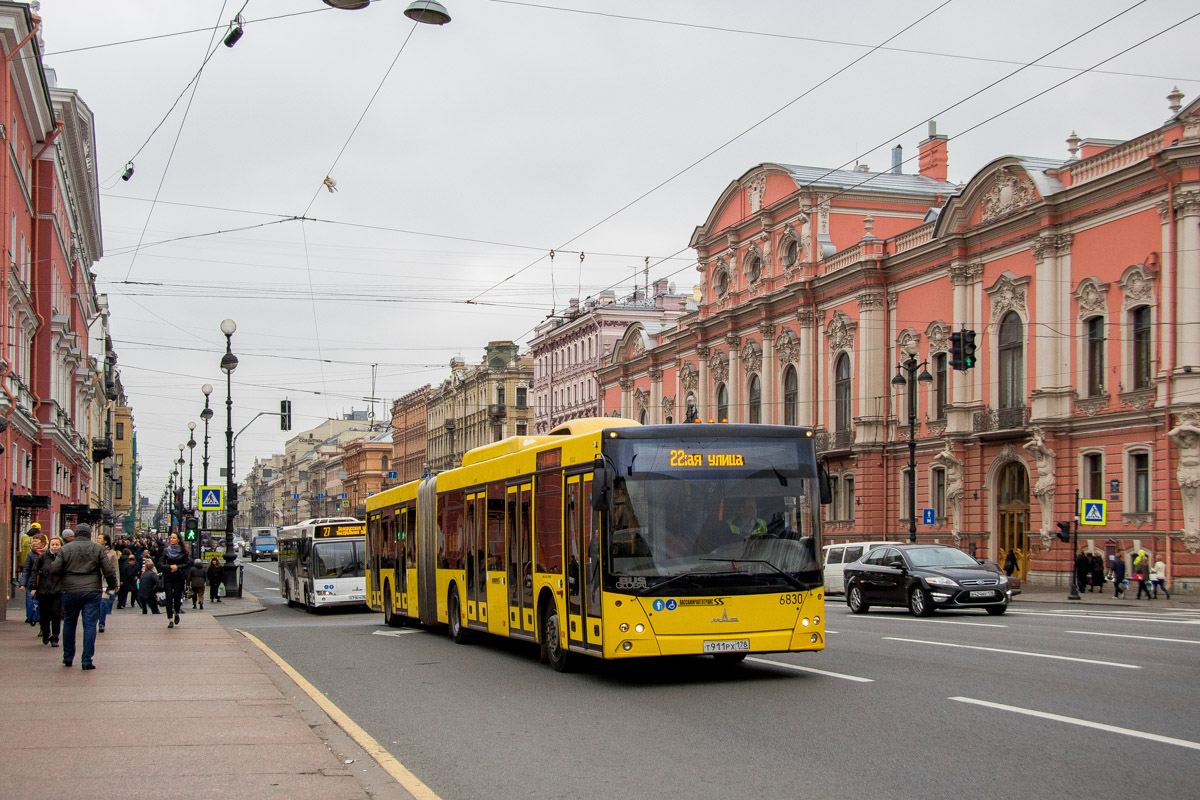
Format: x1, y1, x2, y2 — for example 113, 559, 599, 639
844, 544, 1012, 616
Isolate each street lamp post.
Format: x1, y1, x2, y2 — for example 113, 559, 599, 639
892, 356, 933, 543
220, 319, 240, 597
187, 422, 196, 511
201, 384, 213, 531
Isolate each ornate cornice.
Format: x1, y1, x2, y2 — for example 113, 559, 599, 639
1175, 189, 1200, 216
742, 342, 762, 376
948, 262, 984, 285
1031, 232, 1073, 263
857, 292, 885, 312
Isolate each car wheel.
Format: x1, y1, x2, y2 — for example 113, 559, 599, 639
847, 584, 869, 614
909, 586, 933, 617
986, 603, 1008, 616
447, 587, 468, 644
541, 601, 570, 672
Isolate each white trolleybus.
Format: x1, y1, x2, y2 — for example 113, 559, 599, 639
278, 517, 368, 611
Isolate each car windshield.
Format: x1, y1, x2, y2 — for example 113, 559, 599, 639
603, 437, 822, 594
256, 537, 277, 546
906, 546, 981, 568
313, 540, 365, 579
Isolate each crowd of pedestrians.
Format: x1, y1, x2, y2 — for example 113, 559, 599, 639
14, 522, 230, 670
1070, 548, 1172, 600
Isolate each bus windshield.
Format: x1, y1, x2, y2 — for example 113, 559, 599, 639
603, 436, 822, 594
313, 540, 365, 579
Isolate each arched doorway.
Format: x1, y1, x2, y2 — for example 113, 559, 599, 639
996, 461, 1030, 579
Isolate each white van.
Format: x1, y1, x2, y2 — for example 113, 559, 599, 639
822, 541, 894, 595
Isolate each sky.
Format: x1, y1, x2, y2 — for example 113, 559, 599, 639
39, 0, 1200, 503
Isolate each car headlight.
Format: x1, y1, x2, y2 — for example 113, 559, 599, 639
924, 576, 959, 587
995, 574, 1008, 585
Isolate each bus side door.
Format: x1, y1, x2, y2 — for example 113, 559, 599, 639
507, 483, 535, 637
465, 491, 486, 627
567, 473, 602, 652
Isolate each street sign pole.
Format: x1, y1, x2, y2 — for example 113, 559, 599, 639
1067, 488, 1081, 601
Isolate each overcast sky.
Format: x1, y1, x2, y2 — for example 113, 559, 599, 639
41, 0, 1200, 501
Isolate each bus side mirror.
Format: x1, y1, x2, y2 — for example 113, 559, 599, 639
817, 462, 833, 505
591, 462, 610, 511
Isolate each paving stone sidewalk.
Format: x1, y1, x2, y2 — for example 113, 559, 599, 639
0, 593, 414, 800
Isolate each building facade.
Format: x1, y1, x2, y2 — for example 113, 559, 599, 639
343, 432, 392, 518
529, 285, 690, 433
599, 94, 1200, 590
426, 341, 533, 473
391, 384, 430, 484
113, 405, 135, 532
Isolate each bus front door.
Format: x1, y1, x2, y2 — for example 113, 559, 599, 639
507, 483, 535, 638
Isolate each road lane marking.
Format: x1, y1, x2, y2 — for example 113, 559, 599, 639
884, 617, 1006, 628
245, 563, 277, 575
372, 629, 424, 637
237, 630, 443, 800
950, 697, 1200, 752
1067, 630, 1200, 645
1008, 610, 1200, 625
746, 657, 873, 682
882, 637, 1141, 669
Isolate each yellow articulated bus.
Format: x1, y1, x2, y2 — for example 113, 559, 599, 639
365, 418, 831, 671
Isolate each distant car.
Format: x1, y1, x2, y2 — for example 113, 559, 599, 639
844, 544, 1012, 616
249, 535, 279, 562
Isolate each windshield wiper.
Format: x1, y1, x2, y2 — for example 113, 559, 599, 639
698, 558, 808, 591
635, 571, 732, 596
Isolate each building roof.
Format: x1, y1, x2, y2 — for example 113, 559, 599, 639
776, 163, 958, 196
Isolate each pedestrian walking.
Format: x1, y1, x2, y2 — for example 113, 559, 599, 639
49, 523, 119, 670
137, 561, 161, 614
206, 558, 225, 604
1152, 559, 1171, 600
158, 532, 190, 628
31, 537, 65, 646
1003, 549, 1018, 577
95, 532, 120, 632
1074, 551, 1090, 594
18, 531, 48, 628
1133, 549, 1153, 600
118, 550, 138, 609
188, 559, 208, 610
1089, 553, 1105, 593
1112, 554, 1127, 599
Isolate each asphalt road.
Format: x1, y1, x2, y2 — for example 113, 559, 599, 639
227, 560, 1200, 800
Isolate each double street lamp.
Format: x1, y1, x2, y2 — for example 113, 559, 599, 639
201, 384, 213, 530
220, 319, 240, 595
892, 356, 933, 543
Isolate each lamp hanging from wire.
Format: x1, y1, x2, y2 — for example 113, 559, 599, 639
223, 14, 245, 47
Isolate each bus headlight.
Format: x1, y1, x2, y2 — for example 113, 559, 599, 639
635, 624, 644, 633
801, 617, 810, 627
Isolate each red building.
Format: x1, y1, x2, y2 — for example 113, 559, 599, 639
599, 91, 1200, 592
2, 3, 104, 605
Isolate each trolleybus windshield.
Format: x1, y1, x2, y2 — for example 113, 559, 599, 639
313, 539, 366, 579
603, 437, 822, 594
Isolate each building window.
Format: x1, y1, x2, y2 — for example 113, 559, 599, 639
1131, 451, 1150, 513
783, 365, 798, 426
748, 375, 761, 424
713, 267, 728, 298
685, 392, 697, 423
516, 423, 527, 436
716, 383, 728, 422
115, 422, 124, 440
1086, 316, 1105, 397
906, 359, 918, 425
115, 478, 123, 500
497, 386, 505, 406
901, 469, 914, 523
746, 253, 762, 284
998, 313, 1023, 410
1084, 452, 1104, 500
844, 475, 855, 522
933, 352, 947, 419
638, 409, 648, 425
516, 386, 527, 408
828, 476, 841, 521
782, 238, 799, 268
932, 467, 946, 519
835, 354, 852, 432
381, 456, 389, 472
1131, 306, 1152, 391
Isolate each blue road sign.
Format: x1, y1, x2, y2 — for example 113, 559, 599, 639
1080, 499, 1107, 525
388, 471, 397, 479
341, 493, 348, 499
922, 508, 936, 526
317, 493, 324, 499
198, 486, 224, 511
293, 493, 299, 499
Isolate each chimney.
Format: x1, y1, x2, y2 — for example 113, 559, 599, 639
891, 145, 903, 174
918, 120, 949, 182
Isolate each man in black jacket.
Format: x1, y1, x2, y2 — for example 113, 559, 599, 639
50, 523, 119, 670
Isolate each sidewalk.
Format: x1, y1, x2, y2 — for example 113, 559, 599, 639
1017, 584, 1200, 609
0, 593, 416, 800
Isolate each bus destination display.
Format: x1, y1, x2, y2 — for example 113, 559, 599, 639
315, 523, 366, 538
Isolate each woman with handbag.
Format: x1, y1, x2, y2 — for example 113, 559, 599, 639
31, 536, 65, 646
158, 533, 190, 627
1132, 549, 1153, 600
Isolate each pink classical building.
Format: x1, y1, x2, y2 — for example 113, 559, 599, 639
529, 285, 688, 434
599, 91, 1200, 591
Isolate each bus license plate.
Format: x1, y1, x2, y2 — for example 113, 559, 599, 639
349, 595, 365, 601
969, 590, 993, 598
703, 640, 750, 653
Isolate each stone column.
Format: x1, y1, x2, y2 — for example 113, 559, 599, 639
696, 345, 710, 419
946, 263, 982, 434
759, 322, 776, 424
797, 309, 815, 427
856, 292, 886, 442
619, 377, 633, 419
1174, 191, 1200, 386
649, 368, 663, 424
1031, 234, 1074, 420
726, 333, 742, 422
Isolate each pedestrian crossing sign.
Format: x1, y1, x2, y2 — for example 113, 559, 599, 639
1080, 499, 1106, 526
198, 486, 224, 511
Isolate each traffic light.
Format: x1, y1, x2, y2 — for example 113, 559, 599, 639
949, 331, 964, 371
1055, 521, 1072, 543
962, 330, 977, 370
184, 516, 199, 542
280, 399, 292, 431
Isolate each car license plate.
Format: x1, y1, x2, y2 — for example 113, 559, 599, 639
703, 639, 750, 653
970, 590, 993, 598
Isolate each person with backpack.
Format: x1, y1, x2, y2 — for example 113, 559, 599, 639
188, 559, 208, 610
31, 537, 66, 646
137, 561, 161, 615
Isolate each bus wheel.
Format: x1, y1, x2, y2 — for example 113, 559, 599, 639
447, 587, 468, 644
541, 603, 570, 672
304, 588, 316, 614
384, 590, 401, 628
285, 583, 296, 608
